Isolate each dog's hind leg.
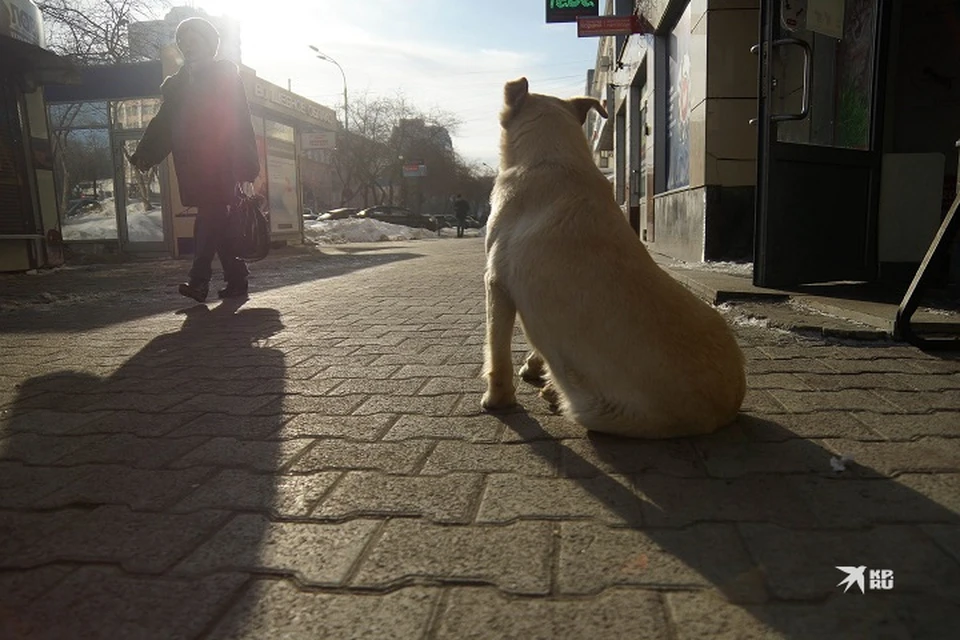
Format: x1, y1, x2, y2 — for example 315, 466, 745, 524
481, 276, 518, 411
539, 380, 561, 413
519, 350, 547, 385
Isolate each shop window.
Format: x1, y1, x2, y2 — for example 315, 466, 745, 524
112, 98, 163, 131
49, 101, 109, 129
264, 119, 295, 143
665, 2, 693, 191
775, 0, 877, 150
48, 101, 117, 241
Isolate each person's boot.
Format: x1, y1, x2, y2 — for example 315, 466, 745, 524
178, 279, 209, 303
218, 280, 249, 299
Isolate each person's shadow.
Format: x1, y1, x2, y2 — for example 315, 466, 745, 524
493, 406, 960, 638
0, 301, 289, 638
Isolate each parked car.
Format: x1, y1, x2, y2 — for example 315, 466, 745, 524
318, 207, 360, 221
433, 213, 482, 230
355, 205, 439, 231
66, 197, 103, 218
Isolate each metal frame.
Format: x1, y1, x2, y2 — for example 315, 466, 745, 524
894, 188, 960, 349
753, 0, 890, 288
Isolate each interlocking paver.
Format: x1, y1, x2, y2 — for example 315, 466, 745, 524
11, 505, 227, 573
738, 524, 960, 600
170, 437, 312, 472
421, 440, 560, 476
288, 439, 431, 473
665, 591, 958, 640
312, 470, 484, 523
12, 567, 247, 640
0, 409, 111, 435
434, 587, 669, 639
275, 413, 394, 440
173, 468, 341, 517
558, 521, 763, 601
351, 519, 553, 594
34, 464, 216, 510
176, 515, 380, 585
0, 433, 109, 465
382, 414, 503, 442
206, 580, 438, 640
820, 437, 960, 475
2, 239, 958, 638
476, 473, 645, 525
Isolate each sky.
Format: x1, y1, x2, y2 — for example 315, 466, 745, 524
185, 0, 602, 168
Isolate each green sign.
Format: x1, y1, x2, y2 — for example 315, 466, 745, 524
546, 0, 599, 24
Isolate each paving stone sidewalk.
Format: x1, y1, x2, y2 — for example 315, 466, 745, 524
1, 238, 958, 639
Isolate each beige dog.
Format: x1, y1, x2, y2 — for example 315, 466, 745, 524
481, 78, 746, 438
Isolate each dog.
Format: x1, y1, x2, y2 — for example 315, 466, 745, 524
480, 77, 746, 438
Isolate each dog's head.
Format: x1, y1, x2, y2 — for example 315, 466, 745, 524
498, 77, 607, 166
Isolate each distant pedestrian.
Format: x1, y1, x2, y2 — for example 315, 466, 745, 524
130, 17, 260, 303
453, 193, 470, 238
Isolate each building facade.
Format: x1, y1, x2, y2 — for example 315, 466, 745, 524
590, 0, 960, 287
0, 0, 78, 272
42, 52, 339, 260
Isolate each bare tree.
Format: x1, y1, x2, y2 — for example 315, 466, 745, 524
37, 0, 168, 65
40, 0, 168, 215
331, 90, 467, 210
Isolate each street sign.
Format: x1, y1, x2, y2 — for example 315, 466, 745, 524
301, 131, 336, 150
576, 14, 654, 37
546, 0, 598, 24
402, 162, 427, 178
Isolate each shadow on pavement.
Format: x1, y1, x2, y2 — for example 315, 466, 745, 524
495, 410, 959, 638
0, 301, 287, 638
0, 248, 421, 333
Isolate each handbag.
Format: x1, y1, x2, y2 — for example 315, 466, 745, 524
232, 186, 271, 262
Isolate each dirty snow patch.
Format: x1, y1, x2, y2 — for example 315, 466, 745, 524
304, 218, 437, 244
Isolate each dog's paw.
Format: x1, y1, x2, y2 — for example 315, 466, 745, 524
519, 363, 546, 386
519, 352, 547, 385
481, 389, 518, 412
539, 383, 561, 414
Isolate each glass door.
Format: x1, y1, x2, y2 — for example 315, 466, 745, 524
753, 0, 890, 287
114, 135, 169, 252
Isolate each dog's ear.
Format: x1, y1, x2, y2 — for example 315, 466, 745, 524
504, 77, 529, 110
568, 97, 608, 124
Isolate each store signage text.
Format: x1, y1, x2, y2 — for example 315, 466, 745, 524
2, 0, 44, 46
546, 0, 598, 24
577, 14, 654, 37
253, 81, 337, 127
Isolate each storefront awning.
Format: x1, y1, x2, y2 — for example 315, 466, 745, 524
0, 35, 80, 85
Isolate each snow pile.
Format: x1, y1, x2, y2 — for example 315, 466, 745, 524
672, 260, 753, 276
304, 218, 484, 244
60, 199, 163, 242
126, 202, 164, 243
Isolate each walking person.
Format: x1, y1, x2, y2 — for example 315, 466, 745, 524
130, 17, 260, 303
453, 193, 470, 238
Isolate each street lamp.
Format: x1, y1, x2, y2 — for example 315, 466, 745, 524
308, 45, 348, 132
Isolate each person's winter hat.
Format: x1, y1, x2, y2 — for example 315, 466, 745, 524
175, 17, 220, 58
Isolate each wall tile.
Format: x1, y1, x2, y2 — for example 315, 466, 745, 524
689, 101, 708, 188
706, 98, 758, 161
707, 9, 760, 99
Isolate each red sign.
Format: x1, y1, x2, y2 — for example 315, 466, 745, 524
577, 14, 654, 37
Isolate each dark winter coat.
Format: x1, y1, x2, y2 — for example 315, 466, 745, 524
132, 59, 260, 207
453, 197, 470, 220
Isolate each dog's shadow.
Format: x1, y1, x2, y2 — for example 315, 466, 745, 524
493, 409, 959, 638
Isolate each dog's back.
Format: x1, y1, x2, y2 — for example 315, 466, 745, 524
487, 78, 745, 438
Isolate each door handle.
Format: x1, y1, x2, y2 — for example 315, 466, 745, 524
750, 38, 813, 124
769, 38, 812, 122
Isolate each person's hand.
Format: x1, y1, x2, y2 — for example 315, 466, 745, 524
129, 152, 149, 172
